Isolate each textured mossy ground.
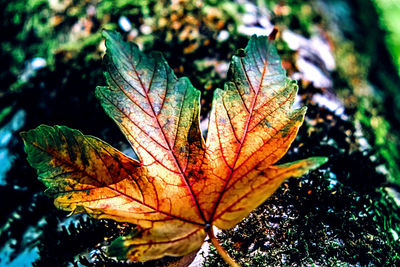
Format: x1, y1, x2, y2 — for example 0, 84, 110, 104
0, 0, 399, 266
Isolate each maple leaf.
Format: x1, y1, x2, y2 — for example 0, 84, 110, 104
21, 30, 327, 266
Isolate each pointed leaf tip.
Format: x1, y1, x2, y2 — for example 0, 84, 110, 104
102, 29, 118, 40
307, 156, 329, 169
277, 156, 329, 174
19, 131, 27, 140
101, 29, 127, 52
268, 27, 279, 41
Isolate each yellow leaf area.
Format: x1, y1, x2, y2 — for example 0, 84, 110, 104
21, 30, 327, 263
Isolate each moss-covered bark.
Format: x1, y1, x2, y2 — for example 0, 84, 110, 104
1, 0, 399, 266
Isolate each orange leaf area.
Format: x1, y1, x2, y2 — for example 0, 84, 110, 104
21, 30, 327, 263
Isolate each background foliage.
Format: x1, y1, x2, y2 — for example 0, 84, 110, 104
1, 0, 399, 266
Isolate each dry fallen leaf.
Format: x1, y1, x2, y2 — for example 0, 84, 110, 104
21, 30, 327, 266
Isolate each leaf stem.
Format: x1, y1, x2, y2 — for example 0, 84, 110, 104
207, 227, 241, 267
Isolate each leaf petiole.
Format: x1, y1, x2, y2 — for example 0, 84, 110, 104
207, 226, 241, 267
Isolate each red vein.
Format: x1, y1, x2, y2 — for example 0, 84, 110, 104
233, 81, 250, 113
108, 56, 146, 99
156, 61, 171, 117
208, 54, 268, 223
215, 110, 235, 170
227, 90, 295, 174
218, 127, 297, 201
124, 50, 207, 223
213, 159, 299, 221
116, 120, 180, 175
97, 89, 170, 153
108, 65, 153, 118
232, 119, 296, 176
222, 97, 241, 144
86, 137, 145, 203
248, 85, 294, 133
106, 186, 204, 226
28, 138, 204, 228
171, 85, 187, 154
145, 59, 157, 94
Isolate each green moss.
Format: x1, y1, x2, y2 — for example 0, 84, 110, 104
373, 0, 400, 75
356, 99, 400, 184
